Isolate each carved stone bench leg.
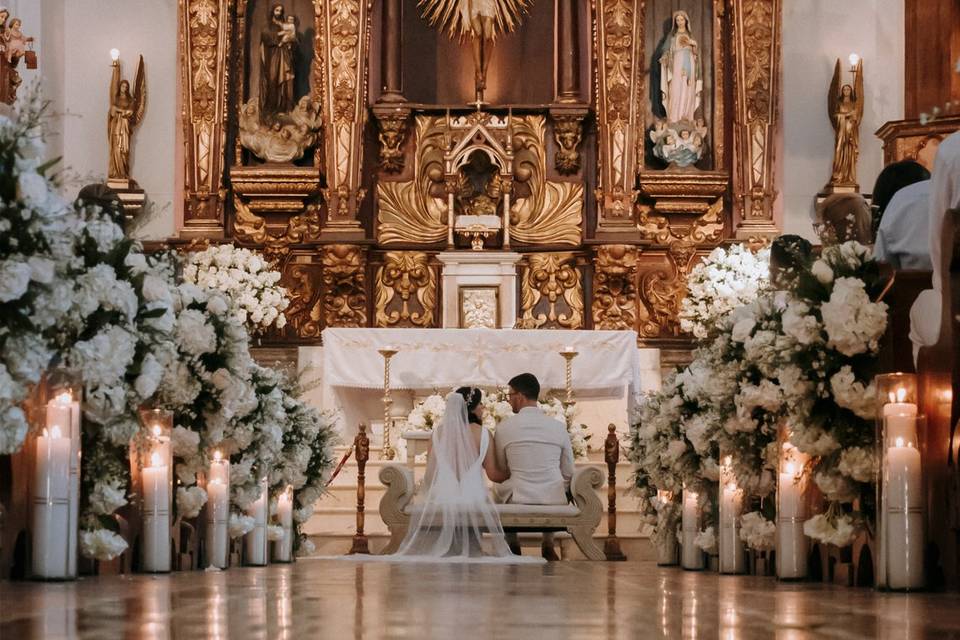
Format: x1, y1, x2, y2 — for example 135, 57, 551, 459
381, 525, 406, 555
568, 525, 605, 561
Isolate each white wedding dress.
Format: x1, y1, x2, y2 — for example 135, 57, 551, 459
370, 393, 543, 564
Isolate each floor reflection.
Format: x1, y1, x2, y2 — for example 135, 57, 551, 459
3, 560, 960, 639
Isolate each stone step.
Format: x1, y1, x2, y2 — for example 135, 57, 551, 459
328, 459, 634, 486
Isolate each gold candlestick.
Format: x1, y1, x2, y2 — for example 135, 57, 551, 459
559, 349, 578, 410
378, 348, 398, 460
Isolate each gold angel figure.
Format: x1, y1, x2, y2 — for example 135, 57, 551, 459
827, 57, 863, 187
418, 0, 533, 102
108, 54, 146, 181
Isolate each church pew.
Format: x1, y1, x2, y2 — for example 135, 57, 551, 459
916, 208, 960, 590
877, 268, 932, 374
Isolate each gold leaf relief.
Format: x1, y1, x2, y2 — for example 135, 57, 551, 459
520, 253, 584, 329
375, 252, 437, 328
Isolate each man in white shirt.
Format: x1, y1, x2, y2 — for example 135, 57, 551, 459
909, 131, 960, 360
493, 373, 575, 559
875, 179, 933, 270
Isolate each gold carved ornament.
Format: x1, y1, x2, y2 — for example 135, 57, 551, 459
552, 114, 584, 175
321, 244, 368, 328
731, 0, 781, 237
638, 241, 699, 338
591, 245, 639, 331
374, 252, 437, 328
520, 253, 584, 329
378, 115, 582, 246
232, 196, 321, 256
638, 196, 725, 246
283, 258, 324, 339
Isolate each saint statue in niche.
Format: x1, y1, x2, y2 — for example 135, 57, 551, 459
418, 0, 534, 104
108, 55, 146, 181
259, 3, 296, 123
827, 58, 864, 187
659, 10, 701, 125
650, 10, 707, 168
455, 151, 503, 217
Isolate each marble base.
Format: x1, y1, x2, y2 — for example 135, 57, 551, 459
436, 251, 522, 329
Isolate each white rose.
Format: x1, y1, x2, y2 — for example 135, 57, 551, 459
141, 274, 172, 304
0, 259, 32, 302
80, 528, 128, 561
17, 170, 49, 208
89, 480, 128, 516
27, 256, 55, 284
811, 260, 834, 284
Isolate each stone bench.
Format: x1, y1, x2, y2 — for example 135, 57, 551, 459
377, 464, 606, 560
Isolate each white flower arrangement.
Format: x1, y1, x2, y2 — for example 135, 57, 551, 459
80, 528, 128, 562
738, 511, 776, 551
183, 244, 290, 333
694, 526, 718, 554
176, 485, 209, 520
803, 512, 858, 548
229, 513, 256, 539
679, 244, 771, 340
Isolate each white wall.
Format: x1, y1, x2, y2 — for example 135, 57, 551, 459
33, 0, 178, 240
780, 0, 905, 241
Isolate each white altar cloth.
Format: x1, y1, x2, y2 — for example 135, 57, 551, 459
321, 328, 645, 394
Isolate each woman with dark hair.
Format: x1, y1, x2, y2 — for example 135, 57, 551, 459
872, 160, 930, 220
873, 161, 934, 270
815, 193, 874, 246
769, 234, 813, 289
456, 386, 484, 426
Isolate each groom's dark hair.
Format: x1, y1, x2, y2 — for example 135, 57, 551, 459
508, 373, 540, 401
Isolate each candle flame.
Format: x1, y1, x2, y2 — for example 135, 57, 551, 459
150, 451, 163, 467
110, 48, 120, 61
152, 425, 162, 437
54, 391, 73, 406
213, 449, 222, 461
895, 436, 904, 447
896, 388, 907, 403
50, 425, 62, 439
723, 455, 732, 466
725, 482, 737, 492
784, 461, 797, 476
210, 478, 223, 486
848, 52, 861, 67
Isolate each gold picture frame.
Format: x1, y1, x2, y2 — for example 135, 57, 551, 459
458, 286, 500, 329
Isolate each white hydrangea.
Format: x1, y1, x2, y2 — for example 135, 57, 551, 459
88, 480, 128, 516
837, 447, 876, 484
0, 258, 31, 302
829, 366, 877, 419
228, 513, 256, 539
176, 486, 209, 519
175, 309, 218, 356
803, 513, 857, 547
814, 470, 860, 503
694, 526, 717, 554
739, 511, 776, 550
821, 277, 888, 356
80, 528, 128, 561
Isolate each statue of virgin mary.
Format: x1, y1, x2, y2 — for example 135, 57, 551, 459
659, 10, 702, 124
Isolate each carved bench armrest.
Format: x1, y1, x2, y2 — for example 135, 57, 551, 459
570, 466, 604, 526
379, 464, 414, 525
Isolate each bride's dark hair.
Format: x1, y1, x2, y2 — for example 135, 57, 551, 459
455, 386, 483, 425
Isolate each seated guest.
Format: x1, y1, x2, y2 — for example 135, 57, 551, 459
874, 177, 933, 270
815, 193, 873, 246
769, 234, 813, 289
871, 160, 931, 228
909, 130, 960, 362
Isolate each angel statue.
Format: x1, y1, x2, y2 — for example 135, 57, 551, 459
418, 0, 533, 104
827, 57, 863, 188
108, 54, 146, 182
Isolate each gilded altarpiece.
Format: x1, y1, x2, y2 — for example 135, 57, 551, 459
176, 0, 782, 350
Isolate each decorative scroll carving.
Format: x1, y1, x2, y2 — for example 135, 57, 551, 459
552, 113, 586, 175
520, 253, 584, 329
593, 0, 643, 229
180, 0, 231, 237
281, 252, 324, 339
592, 245, 638, 330
510, 116, 583, 246
317, 0, 372, 229
321, 245, 367, 327
638, 241, 699, 339
374, 252, 437, 328
731, 0, 782, 240
373, 106, 411, 173
378, 115, 449, 245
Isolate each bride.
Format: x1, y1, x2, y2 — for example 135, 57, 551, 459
387, 388, 543, 563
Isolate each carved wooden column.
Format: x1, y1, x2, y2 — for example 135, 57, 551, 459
556, 0, 581, 103
593, 0, 643, 232
348, 423, 371, 555
318, 0, 373, 234
379, 0, 404, 103
179, 0, 232, 238
731, 0, 782, 242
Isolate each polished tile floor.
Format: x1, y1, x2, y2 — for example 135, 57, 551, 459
2, 560, 960, 639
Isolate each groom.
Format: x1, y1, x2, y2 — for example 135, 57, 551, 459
493, 373, 575, 561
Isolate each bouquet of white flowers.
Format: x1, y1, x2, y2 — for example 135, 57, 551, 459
679, 243, 771, 340
183, 244, 289, 333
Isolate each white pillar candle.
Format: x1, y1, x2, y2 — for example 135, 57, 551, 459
273, 487, 294, 563
32, 426, 72, 579
149, 424, 173, 504
205, 451, 230, 569
719, 479, 746, 574
681, 488, 704, 570
245, 478, 269, 566
777, 457, 807, 580
47, 391, 81, 577
142, 452, 171, 573
883, 401, 919, 444
886, 439, 924, 589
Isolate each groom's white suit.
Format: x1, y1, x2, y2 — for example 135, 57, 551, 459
492, 406, 575, 505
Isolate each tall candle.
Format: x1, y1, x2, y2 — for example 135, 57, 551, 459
149, 424, 172, 501
886, 438, 923, 589
681, 488, 704, 570
142, 452, 171, 572
32, 426, 72, 578
205, 478, 229, 569
245, 478, 269, 566
273, 487, 294, 563
719, 473, 746, 574
883, 398, 919, 444
777, 456, 807, 579
47, 391, 81, 577
655, 490, 678, 566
